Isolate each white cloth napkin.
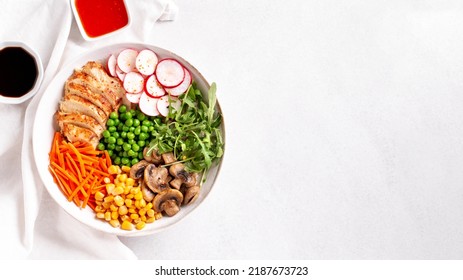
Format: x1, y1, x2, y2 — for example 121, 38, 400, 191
0, 0, 177, 259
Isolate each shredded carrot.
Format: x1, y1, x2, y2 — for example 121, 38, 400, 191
48, 132, 111, 209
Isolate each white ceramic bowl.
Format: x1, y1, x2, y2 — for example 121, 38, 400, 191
0, 41, 43, 104
70, 0, 131, 41
33, 43, 225, 236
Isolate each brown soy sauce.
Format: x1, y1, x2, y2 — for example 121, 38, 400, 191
0, 47, 38, 98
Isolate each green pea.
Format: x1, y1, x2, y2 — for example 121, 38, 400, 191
114, 157, 121, 165
132, 143, 140, 152
123, 143, 131, 151
115, 145, 122, 152
97, 143, 105, 151
137, 111, 146, 121
114, 118, 120, 126
128, 139, 135, 145
106, 119, 115, 127
108, 126, 116, 132
107, 143, 116, 150
122, 151, 128, 157
138, 151, 144, 159
127, 132, 135, 140
139, 132, 149, 140
129, 127, 135, 132
122, 125, 129, 132
127, 150, 137, 157
131, 158, 139, 165
133, 119, 140, 127
141, 125, 148, 133
134, 127, 141, 135
121, 157, 130, 165
102, 130, 111, 138
125, 111, 132, 120
107, 150, 113, 157
110, 112, 118, 119
121, 131, 127, 138
107, 137, 116, 144
142, 120, 151, 127
125, 119, 133, 127
137, 140, 146, 147
111, 131, 120, 139
116, 138, 124, 145
118, 105, 127, 113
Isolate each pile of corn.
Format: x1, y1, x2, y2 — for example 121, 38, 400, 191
94, 165, 162, 230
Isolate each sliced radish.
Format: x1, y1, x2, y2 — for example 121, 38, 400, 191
136, 49, 158, 76
123, 72, 144, 93
126, 92, 143, 104
115, 65, 126, 81
138, 92, 160, 116
145, 75, 166, 98
157, 95, 181, 117
117, 49, 138, 73
165, 68, 192, 96
155, 59, 185, 88
107, 54, 117, 77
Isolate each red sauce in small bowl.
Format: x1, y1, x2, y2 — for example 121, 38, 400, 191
75, 0, 129, 38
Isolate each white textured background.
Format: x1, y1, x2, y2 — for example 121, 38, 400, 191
116, 0, 463, 259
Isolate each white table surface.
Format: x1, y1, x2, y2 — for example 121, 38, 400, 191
113, 0, 463, 259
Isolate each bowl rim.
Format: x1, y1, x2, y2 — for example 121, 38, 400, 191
0, 41, 44, 104
32, 42, 225, 236
70, 0, 132, 41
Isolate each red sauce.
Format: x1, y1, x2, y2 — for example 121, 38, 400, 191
75, 0, 129, 38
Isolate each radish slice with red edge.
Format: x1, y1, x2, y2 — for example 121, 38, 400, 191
123, 72, 144, 93
139, 92, 160, 116
155, 59, 185, 88
126, 92, 143, 104
157, 95, 181, 117
165, 68, 192, 96
136, 49, 158, 76
107, 54, 117, 77
115, 65, 126, 81
117, 49, 138, 73
145, 75, 166, 98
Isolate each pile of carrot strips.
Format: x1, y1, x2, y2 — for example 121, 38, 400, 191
48, 132, 112, 209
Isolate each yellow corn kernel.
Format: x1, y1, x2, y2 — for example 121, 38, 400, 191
120, 215, 132, 223
139, 209, 146, 217
113, 186, 124, 195
104, 195, 114, 203
109, 219, 120, 228
121, 166, 131, 173
94, 191, 105, 201
128, 208, 137, 214
139, 199, 146, 208
103, 177, 111, 184
104, 211, 111, 221
146, 209, 155, 218
114, 195, 124, 207
134, 192, 143, 201
102, 201, 112, 209
145, 202, 153, 210
95, 205, 105, 213
146, 217, 156, 223
108, 165, 119, 175
118, 173, 127, 182
106, 184, 115, 194
126, 194, 134, 200
109, 204, 118, 212
136, 221, 146, 230
155, 213, 163, 220
124, 199, 133, 207
111, 211, 119, 220
141, 216, 147, 222
118, 205, 128, 215
126, 178, 135, 187
96, 212, 105, 219
121, 220, 133, 231
130, 213, 139, 220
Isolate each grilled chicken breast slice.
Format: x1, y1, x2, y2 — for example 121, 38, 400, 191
64, 81, 113, 116
59, 94, 108, 126
61, 123, 99, 148
80, 61, 125, 107
55, 112, 105, 138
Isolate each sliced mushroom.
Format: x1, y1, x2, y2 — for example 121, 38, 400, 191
183, 185, 200, 205
143, 147, 162, 164
152, 189, 183, 216
169, 163, 197, 187
169, 178, 183, 190
129, 160, 150, 179
144, 164, 169, 193
141, 180, 155, 202
161, 152, 176, 164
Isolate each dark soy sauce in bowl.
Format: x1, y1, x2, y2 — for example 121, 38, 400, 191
0, 46, 39, 98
